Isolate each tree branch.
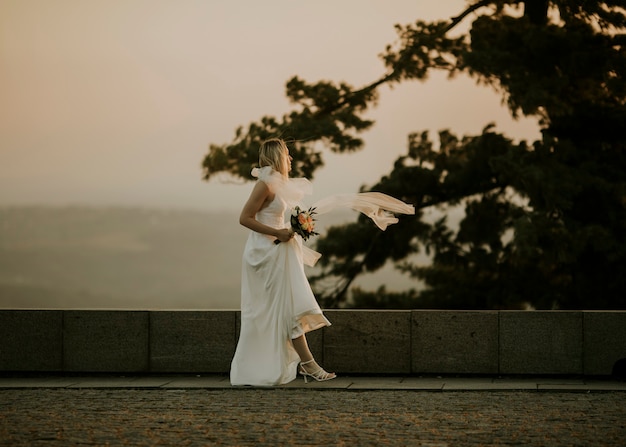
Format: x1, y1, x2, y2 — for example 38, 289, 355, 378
446, 0, 492, 33
329, 0, 492, 110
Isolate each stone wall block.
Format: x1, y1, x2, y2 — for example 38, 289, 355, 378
323, 310, 411, 374
0, 310, 63, 371
150, 311, 237, 372
499, 311, 583, 375
583, 311, 626, 375
412, 310, 499, 374
63, 311, 149, 372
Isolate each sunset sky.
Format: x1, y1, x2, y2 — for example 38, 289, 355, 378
0, 0, 540, 213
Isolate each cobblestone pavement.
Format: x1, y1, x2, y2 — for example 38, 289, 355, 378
1, 388, 625, 446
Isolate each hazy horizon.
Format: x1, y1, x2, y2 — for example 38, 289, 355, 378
0, 205, 420, 310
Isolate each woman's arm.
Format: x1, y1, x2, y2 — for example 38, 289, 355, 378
239, 181, 293, 242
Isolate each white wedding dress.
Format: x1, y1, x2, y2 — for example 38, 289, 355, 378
230, 167, 330, 386
230, 166, 414, 386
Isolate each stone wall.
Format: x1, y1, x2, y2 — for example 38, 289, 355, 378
1, 310, 624, 376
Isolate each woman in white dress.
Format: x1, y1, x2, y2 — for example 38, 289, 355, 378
230, 138, 336, 386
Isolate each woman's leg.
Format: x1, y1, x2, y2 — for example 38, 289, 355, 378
291, 333, 314, 363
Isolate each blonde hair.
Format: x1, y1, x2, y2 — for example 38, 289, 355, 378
259, 138, 289, 177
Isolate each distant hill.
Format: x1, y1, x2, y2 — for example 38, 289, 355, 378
0, 206, 417, 310
0, 206, 248, 309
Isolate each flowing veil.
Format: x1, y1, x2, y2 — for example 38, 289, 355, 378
252, 167, 415, 266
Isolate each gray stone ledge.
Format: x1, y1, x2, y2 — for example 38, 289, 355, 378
0, 309, 624, 376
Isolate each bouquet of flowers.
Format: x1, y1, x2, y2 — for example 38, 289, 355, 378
291, 206, 319, 240
275, 206, 318, 244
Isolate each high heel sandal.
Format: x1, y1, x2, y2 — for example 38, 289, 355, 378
299, 359, 337, 383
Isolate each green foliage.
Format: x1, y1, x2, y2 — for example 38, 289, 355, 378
466, 14, 624, 118
202, 76, 377, 181
204, 1, 626, 310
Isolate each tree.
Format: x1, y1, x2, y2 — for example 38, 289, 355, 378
203, 1, 626, 310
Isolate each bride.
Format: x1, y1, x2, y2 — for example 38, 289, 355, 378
230, 138, 334, 386
230, 138, 414, 386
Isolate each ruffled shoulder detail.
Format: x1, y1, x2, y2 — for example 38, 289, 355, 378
251, 166, 312, 207
251, 166, 276, 183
